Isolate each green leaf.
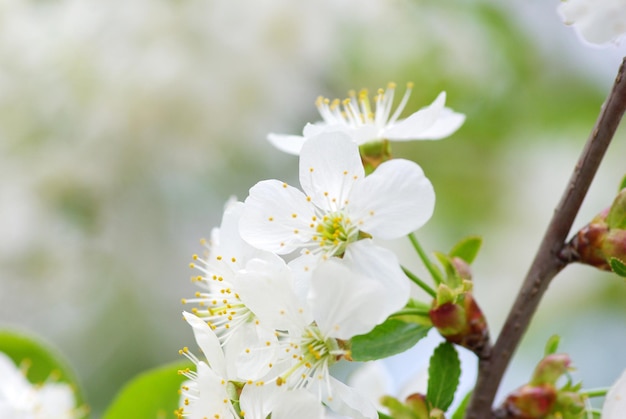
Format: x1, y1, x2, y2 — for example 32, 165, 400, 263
0, 330, 87, 411
102, 361, 192, 419
426, 342, 461, 412
619, 174, 626, 191
607, 189, 626, 230
449, 236, 483, 264
351, 319, 431, 361
451, 391, 472, 419
544, 334, 561, 356
609, 257, 626, 277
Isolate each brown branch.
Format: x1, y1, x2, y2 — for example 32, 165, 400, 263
465, 57, 626, 418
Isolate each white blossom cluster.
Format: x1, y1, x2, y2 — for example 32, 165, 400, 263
0, 352, 79, 419
176, 88, 463, 418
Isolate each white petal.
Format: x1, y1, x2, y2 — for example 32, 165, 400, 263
183, 312, 227, 378
559, 0, 626, 44
308, 258, 388, 339
189, 362, 237, 419
348, 159, 435, 238
299, 133, 364, 211
382, 92, 446, 140
240, 180, 316, 254
408, 107, 465, 140
272, 389, 324, 419
603, 369, 626, 418
236, 258, 312, 332
239, 384, 281, 419
225, 321, 278, 381
347, 361, 393, 413
267, 133, 307, 155
342, 240, 410, 316
314, 376, 378, 419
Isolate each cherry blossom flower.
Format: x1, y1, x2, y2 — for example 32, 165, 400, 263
267, 83, 465, 155
0, 352, 79, 419
559, 0, 626, 45
234, 257, 381, 419
178, 312, 325, 419
239, 132, 435, 266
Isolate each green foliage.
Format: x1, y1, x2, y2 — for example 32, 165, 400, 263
609, 257, 626, 277
351, 319, 431, 361
426, 342, 461, 412
449, 236, 483, 264
102, 361, 192, 419
451, 391, 472, 419
544, 335, 561, 356
0, 330, 87, 410
619, 174, 626, 191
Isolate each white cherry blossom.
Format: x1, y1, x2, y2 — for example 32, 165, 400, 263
234, 257, 381, 419
267, 83, 465, 155
239, 132, 435, 265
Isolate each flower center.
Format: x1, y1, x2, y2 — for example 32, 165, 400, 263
314, 211, 359, 257
277, 325, 349, 390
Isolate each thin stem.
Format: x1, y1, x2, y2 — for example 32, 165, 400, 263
580, 387, 610, 398
465, 58, 626, 418
402, 265, 436, 297
390, 307, 431, 318
408, 233, 444, 285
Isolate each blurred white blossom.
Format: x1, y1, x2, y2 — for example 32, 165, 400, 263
559, 0, 626, 45
0, 352, 79, 419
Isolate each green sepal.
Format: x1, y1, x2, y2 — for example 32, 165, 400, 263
351, 319, 431, 361
607, 189, 626, 230
426, 342, 461, 412
391, 299, 433, 326
451, 391, 472, 419
449, 236, 483, 264
618, 174, 626, 191
0, 329, 88, 413
434, 252, 461, 288
544, 334, 561, 356
102, 361, 192, 419
609, 257, 626, 277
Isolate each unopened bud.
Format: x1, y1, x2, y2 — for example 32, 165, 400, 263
563, 188, 626, 272
554, 391, 586, 417
503, 384, 557, 418
451, 256, 472, 281
405, 393, 429, 419
430, 292, 490, 357
530, 353, 571, 386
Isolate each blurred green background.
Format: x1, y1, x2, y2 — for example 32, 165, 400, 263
0, 0, 625, 415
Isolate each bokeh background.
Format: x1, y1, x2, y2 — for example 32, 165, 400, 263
1, 0, 625, 415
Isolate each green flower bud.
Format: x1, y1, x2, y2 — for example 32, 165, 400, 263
530, 353, 571, 386
430, 292, 490, 357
